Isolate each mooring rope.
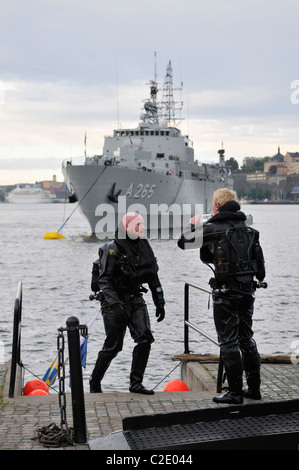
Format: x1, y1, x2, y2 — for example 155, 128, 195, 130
152, 361, 182, 391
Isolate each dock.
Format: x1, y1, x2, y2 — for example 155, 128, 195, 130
1, 354, 298, 450
2, 282, 298, 450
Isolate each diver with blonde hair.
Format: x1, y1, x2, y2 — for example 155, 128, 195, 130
179, 188, 266, 404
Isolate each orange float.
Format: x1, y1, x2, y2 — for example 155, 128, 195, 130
164, 379, 189, 392
23, 379, 49, 396
28, 389, 49, 396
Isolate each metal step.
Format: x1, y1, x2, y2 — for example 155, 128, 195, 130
122, 399, 299, 450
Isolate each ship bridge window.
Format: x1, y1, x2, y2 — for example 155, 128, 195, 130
156, 153, 164, 159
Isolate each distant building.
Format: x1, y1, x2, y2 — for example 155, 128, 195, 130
264, 147, 288, 175
38, 175, 68, 199
243, 157, 260, 168
284, 152, 299, 174
246, 172, 267, 181
263, 147, 299, 176
291, 186, 299, 201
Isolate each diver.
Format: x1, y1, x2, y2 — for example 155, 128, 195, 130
178, 188, 266, 404
89, 212, 165, 395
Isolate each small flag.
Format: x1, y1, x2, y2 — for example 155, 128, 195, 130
42, 354, 58, 385
79, 311, 99, 369
80, 337, 88, 369
43, 311, 100, 387
42, 355, 68, 387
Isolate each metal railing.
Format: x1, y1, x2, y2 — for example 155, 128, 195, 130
184, 281, 224, 393
7, 282, 87, 445
9, 282, 23, 398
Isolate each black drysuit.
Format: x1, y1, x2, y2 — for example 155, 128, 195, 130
90, 232, 165, 392
178, 201, 266, 398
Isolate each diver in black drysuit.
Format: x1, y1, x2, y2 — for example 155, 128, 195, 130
89, 218, 165, 395
178, 200, 266, 404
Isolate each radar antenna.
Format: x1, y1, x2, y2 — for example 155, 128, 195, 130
140, 56, 184, 129
160, 60, 183, 128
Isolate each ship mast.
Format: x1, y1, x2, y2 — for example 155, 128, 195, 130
140, 57, 183, 129
160, 60, 183, 128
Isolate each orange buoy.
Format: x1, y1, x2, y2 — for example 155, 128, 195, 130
164, 379, 189, 392
28, 389, 49, 396
23, 379, 49, 396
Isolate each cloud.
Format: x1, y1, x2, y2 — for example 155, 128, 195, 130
0, 0, 299, 185
0, 157, 62, 170
0, 78, 148, 164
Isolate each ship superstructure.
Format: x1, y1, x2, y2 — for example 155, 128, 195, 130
62, 61, 231, 238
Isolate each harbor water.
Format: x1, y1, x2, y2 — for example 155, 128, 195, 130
0, 202, 298, 393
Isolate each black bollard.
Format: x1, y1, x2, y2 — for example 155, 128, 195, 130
66, 316, 87, 445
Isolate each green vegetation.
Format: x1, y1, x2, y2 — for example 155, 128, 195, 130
225, 156, 270, 174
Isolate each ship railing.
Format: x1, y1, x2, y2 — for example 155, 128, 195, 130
62, 155, 103, 167
184, 281, 224, 393
9, 282, 24, 398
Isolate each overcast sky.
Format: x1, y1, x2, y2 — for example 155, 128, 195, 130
1, 0, 299, 184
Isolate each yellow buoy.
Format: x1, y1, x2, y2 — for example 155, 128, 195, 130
43, 232, 65, 240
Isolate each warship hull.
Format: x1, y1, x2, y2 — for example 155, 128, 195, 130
62, 161, 231, 239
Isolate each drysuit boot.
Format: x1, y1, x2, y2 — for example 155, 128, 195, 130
89, 350, 115, 393
213, 351, 243, 404
243, 370, 261, 399
129, 342, 154, 395
213, 375, 244, 404
241, 346, 262, 399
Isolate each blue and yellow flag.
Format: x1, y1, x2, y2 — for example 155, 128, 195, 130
42, 354, 60, 386
43, 311, 99, 387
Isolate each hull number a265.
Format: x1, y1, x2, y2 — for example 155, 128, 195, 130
126, 183, 156, 199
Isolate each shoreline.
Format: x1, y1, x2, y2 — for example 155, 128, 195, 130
241, 200, 299, 205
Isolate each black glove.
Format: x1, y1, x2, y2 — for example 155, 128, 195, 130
112, 304, 128, 326
155, 304, 165, 323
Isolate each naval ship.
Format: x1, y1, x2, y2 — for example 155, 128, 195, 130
62, 61, 232, 238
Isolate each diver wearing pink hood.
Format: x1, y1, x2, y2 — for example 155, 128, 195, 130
90, 212, 165, 395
